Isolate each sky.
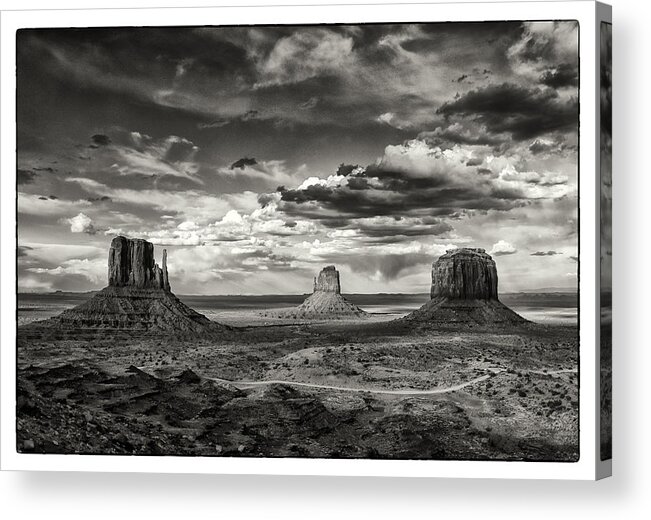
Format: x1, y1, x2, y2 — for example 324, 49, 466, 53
17, 21, 579, 295
600, 22, 612, 292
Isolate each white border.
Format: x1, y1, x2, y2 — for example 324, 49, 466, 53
1, 1, 600, 479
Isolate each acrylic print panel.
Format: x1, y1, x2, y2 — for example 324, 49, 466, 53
16, 21, 579, 462
600, 20, 613, 462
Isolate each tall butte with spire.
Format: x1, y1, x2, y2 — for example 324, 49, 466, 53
27, 236, 225, 336
405, 248, 527, 325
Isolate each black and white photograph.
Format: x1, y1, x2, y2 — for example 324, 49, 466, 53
15, 20, 580, 462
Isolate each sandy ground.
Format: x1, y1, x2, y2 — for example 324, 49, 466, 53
16, 309, 579, 461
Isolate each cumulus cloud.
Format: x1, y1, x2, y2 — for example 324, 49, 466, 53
490, 240, 517, 256
66, 212, 97, 234
296, 174, 349, 191
128, 201, 320, 247
277, 139, 573, 225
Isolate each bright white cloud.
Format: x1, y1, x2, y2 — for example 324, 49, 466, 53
376, 112, 413, 130
296, 174, 348, 190
66, 212, 96, 234
490, 240, 517, 256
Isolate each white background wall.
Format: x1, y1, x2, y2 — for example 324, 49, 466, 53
2, 0, 649, 517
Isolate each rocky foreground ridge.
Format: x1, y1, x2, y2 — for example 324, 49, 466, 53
407, 248, 527, 325
22, 237, 224, 336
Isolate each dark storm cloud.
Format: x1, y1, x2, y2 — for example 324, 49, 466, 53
418, 124, 506, 148
601, 24, 613, 141
17, 169, 38, 185
356, 219, 453, 238
20, 27, 251, 81
401, 21, 523, 55
278, 166, 527, 221
350, 253, 430, 280
90, 134, 111, 147
316, 250, 433, 281
531, 251, 560, 256
86, 196, 112, 203
17, 245, 33, 258
437, 83, 578, 140
314, 215, 453, 239
540, 63, 579, 88
230, 157, 258, 170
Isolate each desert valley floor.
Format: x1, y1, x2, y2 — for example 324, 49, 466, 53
16, 293, 578, 462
